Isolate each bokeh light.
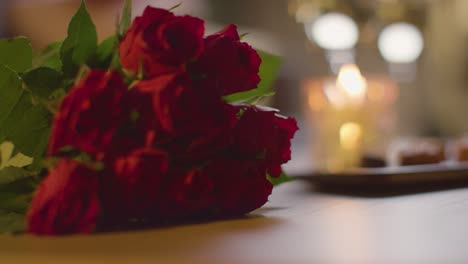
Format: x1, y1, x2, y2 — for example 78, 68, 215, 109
378, 22, 424, 63
306, 12, 359, 50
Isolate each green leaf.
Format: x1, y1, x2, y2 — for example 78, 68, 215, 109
0, 93, 33, 144
169, 3, 182, 11
267, 172, 295, 187
0, 37, 32, 73
92, 35, 118, 69
32, 41, 62, 70
60, 0, 97, 77
223, 50, 282, 103
0, 193, 31, 214
110, 49, 122, 70
119, 0, 132, 38
49, 88, 67, 101
0, 210, 26, 234
0, 163, 40, 224
0, 142, 33, 170
0, 167, 34, 186
0, 64, 28, 137
28, 129, 50, 171
0, 176, 38, 196
7, 106, 51, 167
239, 33, 249, 39
23, 67, 62, 99
0, 65, 51, 168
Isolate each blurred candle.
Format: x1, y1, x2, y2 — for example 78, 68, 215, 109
303, 64, 398, 171
340, 122, 363, 150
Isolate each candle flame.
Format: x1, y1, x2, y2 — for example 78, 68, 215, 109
336, 64, 367, 104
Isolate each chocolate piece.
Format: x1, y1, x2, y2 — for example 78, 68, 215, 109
447, 136, 468, 162
388, 138, 446, 166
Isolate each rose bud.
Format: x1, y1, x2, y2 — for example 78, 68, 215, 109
190, 24, 261, 96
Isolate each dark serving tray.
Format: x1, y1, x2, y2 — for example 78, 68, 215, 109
297, 162, 468, 188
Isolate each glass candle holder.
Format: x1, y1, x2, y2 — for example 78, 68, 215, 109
303, 65, 398, 172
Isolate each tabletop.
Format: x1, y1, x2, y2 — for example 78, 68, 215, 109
2, 179, 468, 264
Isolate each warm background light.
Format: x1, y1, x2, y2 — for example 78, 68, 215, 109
378, 22, 424, 63
306, 12, 359, 50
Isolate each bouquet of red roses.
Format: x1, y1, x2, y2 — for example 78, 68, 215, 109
0, 1, 297, 235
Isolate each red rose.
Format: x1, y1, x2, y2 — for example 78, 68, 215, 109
159, 101, 238, 163
48, 70, 128, 156
203, 158, 272, 216
27, 159, 100, 235
100, 148, 168, 221
190, 24, 261, 96
133, 73, 193, 134
107, 88, 160, 155
233, 105, 298, 177
134, 73, 237, 161
157, 168, 215, 219
119, 6, 204, 77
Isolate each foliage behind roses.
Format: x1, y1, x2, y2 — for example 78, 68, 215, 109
0, 0, 297, 235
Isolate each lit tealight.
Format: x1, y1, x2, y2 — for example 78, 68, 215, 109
336, 64, 368, 104
339, 122, 363, 150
